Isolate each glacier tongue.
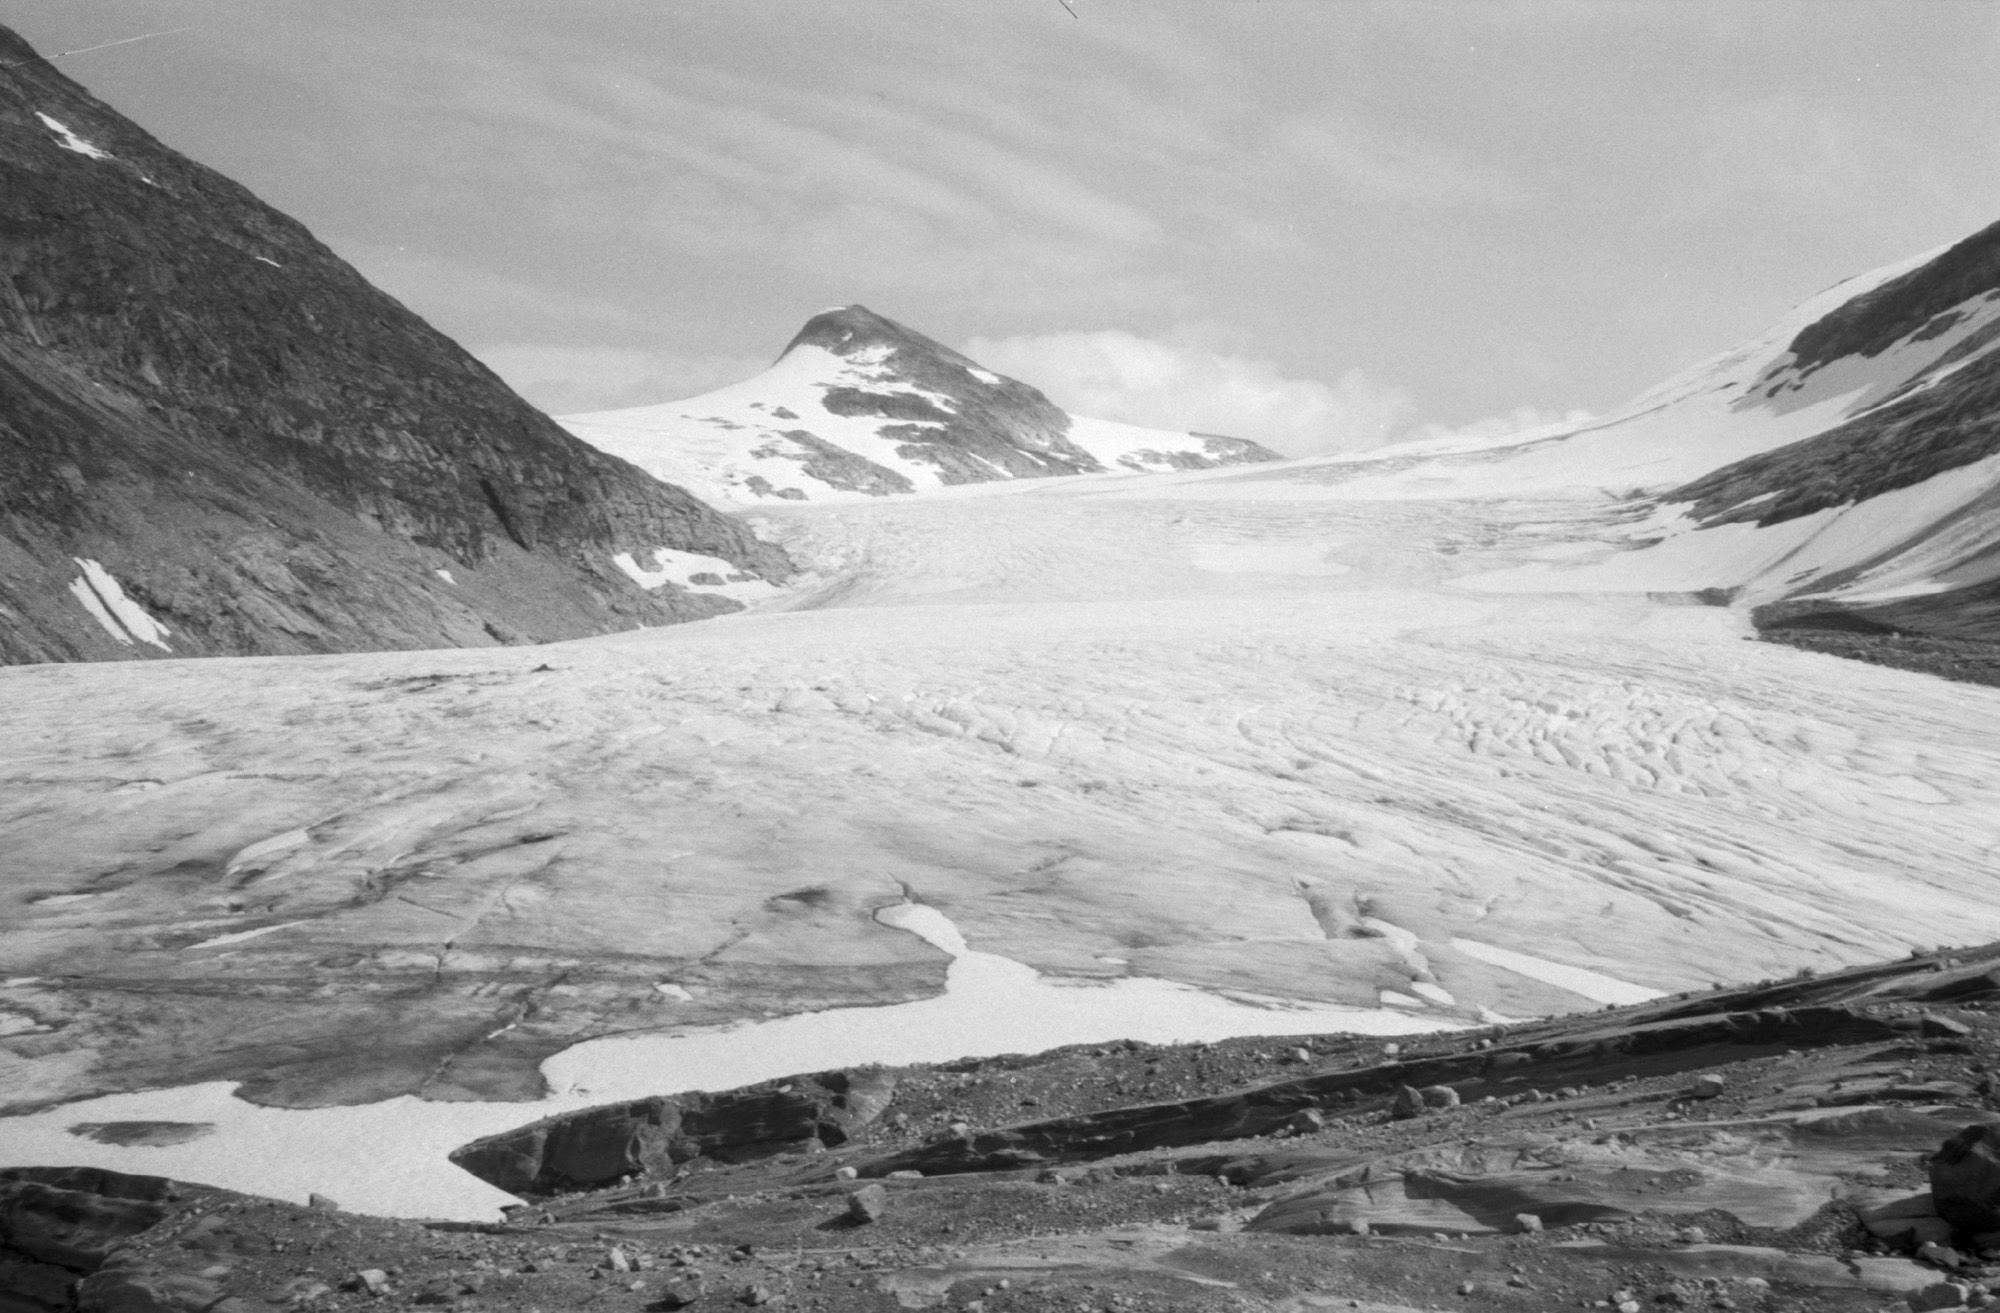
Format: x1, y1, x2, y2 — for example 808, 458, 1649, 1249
6, 457, 2000, 1217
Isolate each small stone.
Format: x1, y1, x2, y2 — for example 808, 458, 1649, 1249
344, 1270, 391, 1297
1382, 1042, 1401, 1058
606, 1248, 632, 1273
1390, 1085, 1425, 1120
1909, 1282, 1974, 1311
1616, 1302, 1641, 1313
742, 1284, 774, 1306
847, 1183, 890, 1224
834, 1166, 858, 1180
1925, 1015, 1976, 1039
1288, 1109, 1326, 1133
1420, 1085, 1461, 1110
886, 1170, 923, 1179
1676, 1226, 1708, 1244
1921, 1241, 1968, 1269
1457, 1281, 1479, 1296
1505, 1274, 1531, 1288
306, 1193, 340, 1212
1291, 1047, 1312, 1063
1690, 1073, 1726, 1099
1513, 1212, 1543, 1234
271, 1277, 331, 1306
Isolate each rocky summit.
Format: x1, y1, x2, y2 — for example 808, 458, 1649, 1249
0, 24, 791, 665
15, 944, 2000, 1312
560, 305, 1283, 505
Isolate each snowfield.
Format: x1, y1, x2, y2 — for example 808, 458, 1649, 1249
5, 450, 2000, 1216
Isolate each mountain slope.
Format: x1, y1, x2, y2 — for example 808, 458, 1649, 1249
560, 305, 1282, 504
1656, 220, 2000, 639
0, 24, 790, 665
1328, 218, 2000, 654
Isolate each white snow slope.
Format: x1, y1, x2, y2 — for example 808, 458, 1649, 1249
6, 448, 2000, 1216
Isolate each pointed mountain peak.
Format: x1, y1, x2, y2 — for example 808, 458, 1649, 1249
564, 307, 1282, 504
779, 303, 981, 373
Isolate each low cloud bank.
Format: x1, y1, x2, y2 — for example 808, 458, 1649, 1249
965, 330, 1416, 457
1410, 404, 1595, 447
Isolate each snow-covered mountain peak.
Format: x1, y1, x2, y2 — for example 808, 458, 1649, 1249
562, 306, 1282, 504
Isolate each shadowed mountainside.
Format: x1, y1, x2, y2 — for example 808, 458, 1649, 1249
0, 23, 790, 665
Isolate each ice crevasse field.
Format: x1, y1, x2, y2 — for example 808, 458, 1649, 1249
5, 422, 2000, 1219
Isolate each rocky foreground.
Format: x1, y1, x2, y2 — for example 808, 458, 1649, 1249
14, 946, 2000, 1312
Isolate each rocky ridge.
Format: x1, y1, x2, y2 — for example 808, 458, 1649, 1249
0, 23, 790, 665
15, 944, 2000, 1312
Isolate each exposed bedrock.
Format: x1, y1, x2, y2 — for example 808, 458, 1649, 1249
849, 1005, 1908, 1178
0, 1166, 218, 1312
449, 1068, 898, 1196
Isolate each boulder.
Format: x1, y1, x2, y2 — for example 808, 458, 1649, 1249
1861, 1193, 1956, 1249
0, 1168, 178, 1269
654, 1278, 705, 1309
1390, 1086, 1425, 1120
76, 1253, 229, 1313
1907, 1283, 1974, 1312
1931, 1124, 2000, 1238
846, 1184, 890, 1224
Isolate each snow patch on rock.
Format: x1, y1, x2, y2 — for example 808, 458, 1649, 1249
187, 921, 308, 951
67, 559, 170, 650
36, 112, 111, 160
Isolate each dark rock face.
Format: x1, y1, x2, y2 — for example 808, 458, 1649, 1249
1784, 219, 2000, 374
1932, 1123, 2000, 1240
1669, 348, 2000, 536
0, 23, 789, 664
450, 1069, 898, 1196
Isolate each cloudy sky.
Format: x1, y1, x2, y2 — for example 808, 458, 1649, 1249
8, 0, 2000, 454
